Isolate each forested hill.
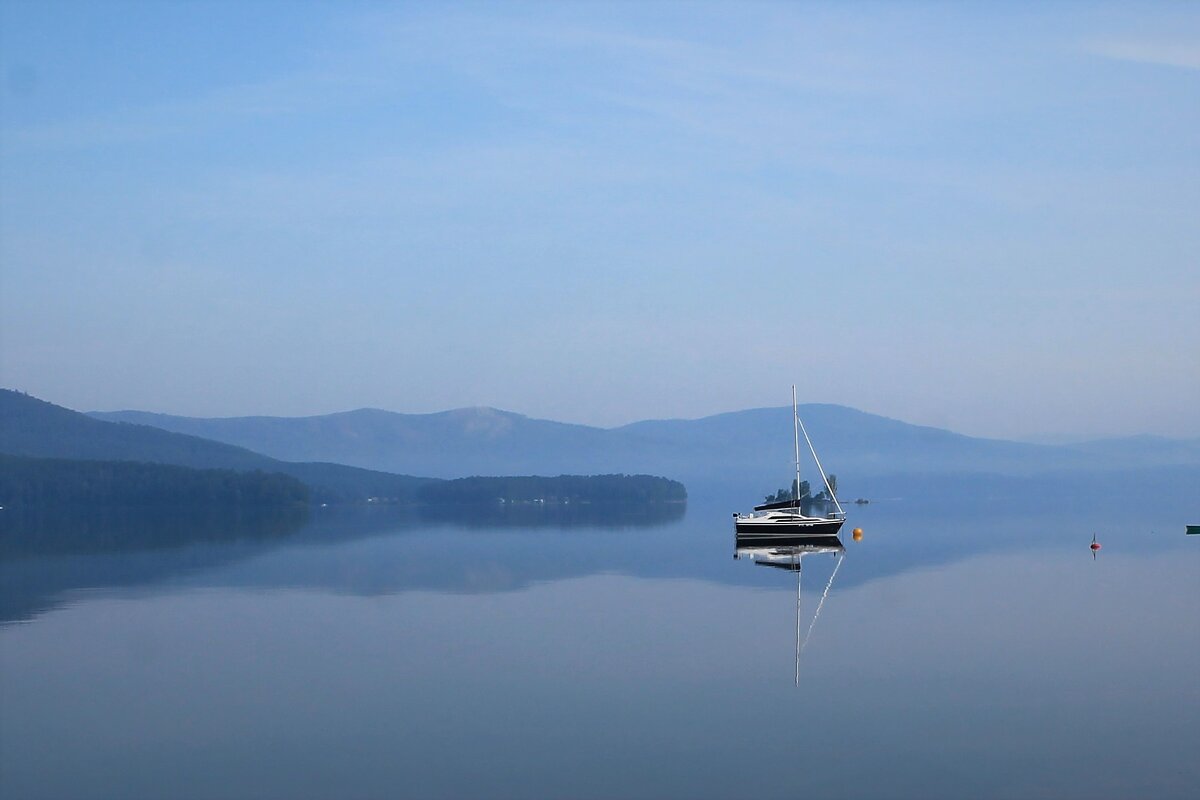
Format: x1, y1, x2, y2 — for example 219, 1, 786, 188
3, 389, 270, 469
0, 389, 431, 504
0, 453, 310, 508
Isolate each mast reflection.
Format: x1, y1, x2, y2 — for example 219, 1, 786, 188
735, 533, 846, 685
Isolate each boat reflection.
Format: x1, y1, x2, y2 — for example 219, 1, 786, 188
735, 533, 846, 685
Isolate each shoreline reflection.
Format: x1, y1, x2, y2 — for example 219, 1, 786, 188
0, 501, 686, 625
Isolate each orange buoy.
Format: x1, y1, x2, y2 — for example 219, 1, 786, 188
852, 528, 863, 541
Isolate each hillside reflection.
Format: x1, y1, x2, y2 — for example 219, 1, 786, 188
0, 505, 310, 624
4, 488, 1190, 628
0, 505, 311, 559
419, 500, 685, 528
0, 501, 684, 625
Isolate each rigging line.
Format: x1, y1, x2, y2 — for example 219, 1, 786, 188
797, 415, 844, 517
800, 553, 844, 655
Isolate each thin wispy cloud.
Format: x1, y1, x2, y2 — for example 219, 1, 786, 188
1085, 40, 1200, 70
5, 67, 387, 151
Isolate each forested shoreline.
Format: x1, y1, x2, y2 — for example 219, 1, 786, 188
0, 453, 310, 509
0, 454, 687, 512
416, 474, 687, 506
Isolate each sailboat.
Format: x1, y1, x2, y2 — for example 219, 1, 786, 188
733, 386, 846, 539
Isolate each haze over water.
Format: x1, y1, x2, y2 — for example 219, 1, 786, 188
3, 488, 1196, 799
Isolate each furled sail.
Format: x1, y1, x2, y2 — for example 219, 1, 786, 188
753, 498, 803, 512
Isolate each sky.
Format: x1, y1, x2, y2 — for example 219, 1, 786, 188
1, 1, 1197, 440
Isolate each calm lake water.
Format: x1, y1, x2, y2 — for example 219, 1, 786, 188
2, 487, 1197, 799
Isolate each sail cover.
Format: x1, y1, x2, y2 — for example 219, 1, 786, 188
753, 498, 803, 512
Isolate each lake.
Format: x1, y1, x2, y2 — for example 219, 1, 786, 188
2, 486, 1197, 799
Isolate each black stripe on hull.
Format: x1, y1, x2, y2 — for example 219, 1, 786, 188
733, 519, 845, 538
736, 534, 844, 552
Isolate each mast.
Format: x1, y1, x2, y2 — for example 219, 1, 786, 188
792, 385, 801, 508
794, 551, 802, 686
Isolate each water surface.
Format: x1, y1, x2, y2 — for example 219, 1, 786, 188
2, 490, 1196, 799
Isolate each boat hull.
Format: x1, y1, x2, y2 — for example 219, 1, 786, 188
734, 518, 845, 538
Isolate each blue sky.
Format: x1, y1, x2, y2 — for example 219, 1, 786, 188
1, 1, 1197, 439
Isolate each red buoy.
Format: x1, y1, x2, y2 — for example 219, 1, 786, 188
1090, 542, 1101, 551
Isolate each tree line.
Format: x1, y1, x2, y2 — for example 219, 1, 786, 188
763, 474, 838, 504
0, 453, 310, 509
417, 474, 688, 505
0, 456, 688, 510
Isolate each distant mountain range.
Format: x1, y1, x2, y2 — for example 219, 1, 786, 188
7, 386, 1199, 504
89, 399, 1200, 486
